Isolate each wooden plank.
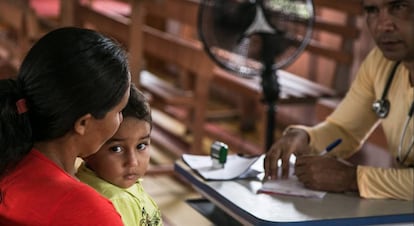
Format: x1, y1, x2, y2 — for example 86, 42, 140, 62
0, 1, 26, 30
314, 17, 360, 39
313, 0, 363, 15
144, 0, 199, 28
140, 71, 193, 106
142, 26, 210, 74
75, 4, 130, 45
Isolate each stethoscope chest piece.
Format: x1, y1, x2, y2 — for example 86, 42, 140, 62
372, 99, 390, 118
372, 61, 400, 119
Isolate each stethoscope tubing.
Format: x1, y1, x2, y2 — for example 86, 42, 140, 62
398, 109, 413, 165
374, 61, 413, 165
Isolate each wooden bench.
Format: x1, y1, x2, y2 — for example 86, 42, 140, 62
0, 0, 33, 70
73, 0, 216, 157
0, 0, 60, 72
133, 0, 366, 155
204, 0, 365, 153
70, 0, 366, 156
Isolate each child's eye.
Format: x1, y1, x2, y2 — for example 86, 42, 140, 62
137, 143, 148, 151
110, 146, 123, 153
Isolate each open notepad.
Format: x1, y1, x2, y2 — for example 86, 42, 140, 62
182, 154, 327, 198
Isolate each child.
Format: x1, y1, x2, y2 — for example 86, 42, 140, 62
76, 84, 162, 226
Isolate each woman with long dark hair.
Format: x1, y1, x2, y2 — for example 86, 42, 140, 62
0, 27, 131, 225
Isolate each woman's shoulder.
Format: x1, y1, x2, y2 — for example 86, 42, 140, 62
0, 151, 123, 225
63, 181, 114, 205
50, 180, 124, 225
16, 150, 115, 208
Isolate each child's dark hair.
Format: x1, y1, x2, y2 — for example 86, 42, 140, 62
0, 27, 130, 177
122, 84, 152, 126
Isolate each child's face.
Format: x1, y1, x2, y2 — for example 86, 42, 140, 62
84, 117, 151, 188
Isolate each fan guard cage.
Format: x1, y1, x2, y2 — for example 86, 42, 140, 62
198, 0, 315, 78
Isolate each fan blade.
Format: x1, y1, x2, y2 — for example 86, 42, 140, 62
213, 0, 256, 36
198, 0, 314, 75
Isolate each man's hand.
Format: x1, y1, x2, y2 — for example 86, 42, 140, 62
264, 128, 310, 180
295, 155, 358, 192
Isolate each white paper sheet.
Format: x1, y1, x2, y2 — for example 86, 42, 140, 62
254, 155, 327, 198
258, 177, 327, 199
183, 153, 326, 198
182, 154, 260, 180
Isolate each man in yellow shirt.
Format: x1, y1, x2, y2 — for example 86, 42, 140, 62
264, 0, 413, 200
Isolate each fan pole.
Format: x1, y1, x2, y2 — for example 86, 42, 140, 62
261, 34, 281, 151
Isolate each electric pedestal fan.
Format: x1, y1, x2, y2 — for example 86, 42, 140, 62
198, 0, 315, 151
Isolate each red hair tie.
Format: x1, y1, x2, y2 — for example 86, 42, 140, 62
16, 99, 28, 114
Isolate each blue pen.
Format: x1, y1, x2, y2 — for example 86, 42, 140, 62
319, 138, 342, 155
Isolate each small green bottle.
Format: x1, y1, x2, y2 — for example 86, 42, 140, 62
210, 141, 228, 168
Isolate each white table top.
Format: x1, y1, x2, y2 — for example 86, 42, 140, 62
175, 160, 414, 226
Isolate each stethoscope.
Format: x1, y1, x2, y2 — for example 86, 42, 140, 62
399, 103, 414, 165
372, 61, 414, 166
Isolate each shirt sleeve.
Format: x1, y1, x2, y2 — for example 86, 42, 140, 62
289, 48, 414, 200
289, 48, 381, 159
358, 166, 414, 200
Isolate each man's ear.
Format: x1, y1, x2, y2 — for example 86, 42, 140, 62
74, 113, 93, 135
